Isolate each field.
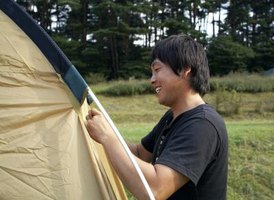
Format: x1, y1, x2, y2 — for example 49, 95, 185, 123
90, 82, 274, 200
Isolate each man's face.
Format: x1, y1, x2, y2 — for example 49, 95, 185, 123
150, 59, 184, 107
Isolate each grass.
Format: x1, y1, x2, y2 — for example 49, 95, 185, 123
227, 121, 274, 200
89, 82, 274, 200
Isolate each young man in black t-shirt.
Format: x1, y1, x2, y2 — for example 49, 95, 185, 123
85, 34, 228, 199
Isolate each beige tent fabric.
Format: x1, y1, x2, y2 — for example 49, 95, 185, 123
0, 10, 127, 200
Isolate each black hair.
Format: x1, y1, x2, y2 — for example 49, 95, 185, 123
151, 34, 210, 96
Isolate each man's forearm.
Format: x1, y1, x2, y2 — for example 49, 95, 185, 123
102, 138, 155, 199
128, 143, 139, 157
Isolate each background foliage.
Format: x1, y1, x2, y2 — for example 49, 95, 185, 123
16, 0, 274, 80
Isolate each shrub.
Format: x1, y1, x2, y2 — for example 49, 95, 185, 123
85, 73, 106, 85
97, 80, 154, 96
214, 89, 242, 116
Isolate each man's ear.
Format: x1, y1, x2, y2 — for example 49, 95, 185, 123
179, 67, 191, 79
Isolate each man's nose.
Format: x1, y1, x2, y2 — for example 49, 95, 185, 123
150, 73, 156, 84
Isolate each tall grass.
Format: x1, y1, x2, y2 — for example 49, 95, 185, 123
91, 73, 274, 117
91, 73, 274, 97
210, 73, 274, 93
96, 79, 154, 96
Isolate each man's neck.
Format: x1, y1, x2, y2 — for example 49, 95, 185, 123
171, 93, 205, 119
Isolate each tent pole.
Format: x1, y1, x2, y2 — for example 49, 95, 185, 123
87, 89, 155, 200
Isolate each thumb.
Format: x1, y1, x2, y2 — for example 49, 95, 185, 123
88, 108, 101, 116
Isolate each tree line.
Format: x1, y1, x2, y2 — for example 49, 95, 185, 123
16, 0, 274, 80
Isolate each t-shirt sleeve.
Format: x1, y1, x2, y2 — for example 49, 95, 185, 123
155, 119, 218, 185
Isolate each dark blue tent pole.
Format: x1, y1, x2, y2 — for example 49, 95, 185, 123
0, 0, 90, 104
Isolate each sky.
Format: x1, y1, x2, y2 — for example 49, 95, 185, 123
202, 10, 227, 37
133, 10, 227, 46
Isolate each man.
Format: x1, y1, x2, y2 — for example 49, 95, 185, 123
85, 34, 228, 200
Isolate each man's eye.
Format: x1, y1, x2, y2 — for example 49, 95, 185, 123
155, 68, 160, 72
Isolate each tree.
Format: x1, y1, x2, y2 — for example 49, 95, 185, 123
16, 0, 54, 32
224, 0, 274, 73
202, 0, 228, 37
208, 36, 255, 75
250, 41, 274, 72
14, 0, 274, 78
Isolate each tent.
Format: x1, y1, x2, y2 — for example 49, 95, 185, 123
262, 68, 274, 76
0, 1, 149, 199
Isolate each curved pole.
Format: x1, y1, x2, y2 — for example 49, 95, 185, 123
87, 89, 155, 200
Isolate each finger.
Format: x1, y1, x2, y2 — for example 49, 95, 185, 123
89, 108, 101, 116
85, 115, 91, 121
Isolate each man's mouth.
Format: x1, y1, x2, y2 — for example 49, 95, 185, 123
155, 87, 161, 94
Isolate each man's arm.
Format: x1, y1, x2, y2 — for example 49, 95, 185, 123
85, 108, 189, 199
128, 143, 153, 163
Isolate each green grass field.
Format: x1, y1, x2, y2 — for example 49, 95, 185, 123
90, 83, 274, 199
227, 121, 274, 200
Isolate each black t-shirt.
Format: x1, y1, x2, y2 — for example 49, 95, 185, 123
141, 104, 228, 200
